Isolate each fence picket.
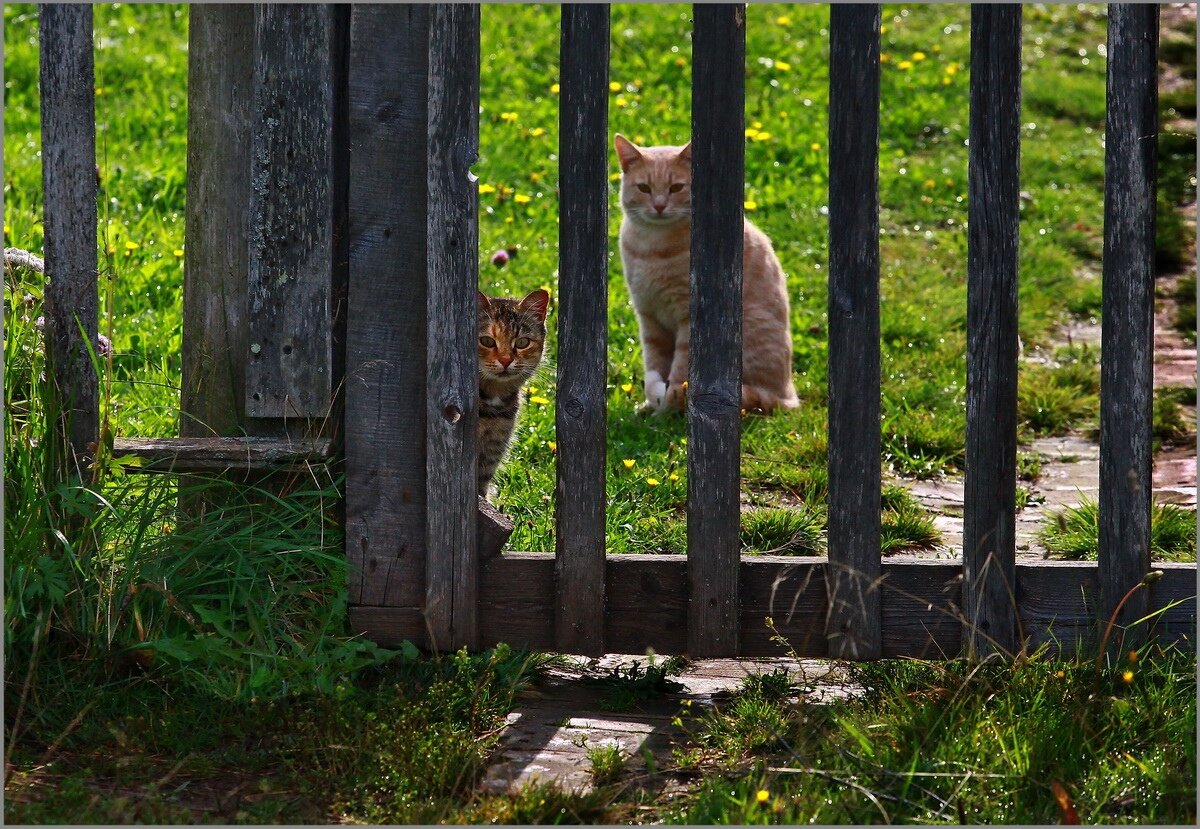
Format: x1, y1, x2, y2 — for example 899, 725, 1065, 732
555, 3, 611, 656
1099, 3, 1159, 652
39, 4, 97, 475
426, 2, 482, 651
826, 3, 883, 660
688, 3, 745, 658
246, 4, 345, 419
963, 3, 1023, 657
346, 4, 431, 609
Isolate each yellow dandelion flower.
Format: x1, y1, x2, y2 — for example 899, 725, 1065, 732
776, 15, 791, 26
94, 86, 105, 96
173, 248, 184, 257
529, 127, 546, 137
124, 240, 139, 250
646, 478, 660, 486
1127, 650, 1139, 664
675, 56, 687, 67
609, 81, 621, 93
744, 200, 758, 211
529, 395, 550, 405
528, 386, 539, 394
912, 51, 927, 61
880, 53, 891, 63
669, 473, 679, 482
754, 131, 772, 141
621, 383, 634, 393
548, 441, 557, 453
775, 60, 791, 72
478, 183, 497, 194
529, 171, 541, 183
623, 459, 636, 469
942, 76, 952, 86
924, 179, 935, 189
756, 790, 770, 803
946, 63, 959, 75
550, 83, 561, 94
745, 128, 760, 139
1121, 670, 1134, 684
610, 172, 622, 181
945, 178, 954, 186
106, 244, 116, 255
897, 60, 913, 70
880, 25, 887, 34
752, 120, 764, 130
500, 111, 518, 123
615, 96, 628, 108
3, 224, 10, 235
505, 217, 514, 223
1055, 670, 1065, 679
932, 44, 942, 53
513, 194, 532, 204
811, 142, 821, 152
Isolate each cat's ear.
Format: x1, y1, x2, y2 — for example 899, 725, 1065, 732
478, 290, 492, 311
614, 134, 642, 172
677, 141, 692, 163
519, 289, 550, 321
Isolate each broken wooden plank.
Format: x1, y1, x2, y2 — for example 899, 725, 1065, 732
112, 436, 332, 472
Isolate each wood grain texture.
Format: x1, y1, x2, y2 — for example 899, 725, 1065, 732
350, 555, 1196, 658
688, 3, 745, 658
554, 3, 611, 656
826, 3, 882, 661
113, 436, 331, 472
1099, 3, 1159, 652
246, 4, 343, 418
39, 4, 97, 473
345, 4, 431, 608
964, 4, 1022, 658
426, 2, 481, 651
182, 6, 255, 439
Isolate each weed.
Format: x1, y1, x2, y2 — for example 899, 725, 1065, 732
1040, 498, 1196, 562
741, 506, 824, 555
591, 656, 687, 713
587, 743, 628, 786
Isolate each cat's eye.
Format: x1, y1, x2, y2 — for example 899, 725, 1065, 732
514, 337, 531, 349
669, 183, 684, 193
636, 183, 652, 193
479, 336, 497, 348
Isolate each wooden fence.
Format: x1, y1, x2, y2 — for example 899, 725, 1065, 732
34, 3, 1195, 661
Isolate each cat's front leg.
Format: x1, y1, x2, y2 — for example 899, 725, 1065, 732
637, 315, 674, 414
664, 325, 690, 411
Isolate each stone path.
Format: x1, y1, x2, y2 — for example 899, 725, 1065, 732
483, 656, 853, 794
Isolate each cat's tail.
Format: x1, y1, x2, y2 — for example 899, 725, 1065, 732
742, 383, 800, 413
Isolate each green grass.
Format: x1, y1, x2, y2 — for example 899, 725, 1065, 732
587, 743, 630, 787
1040, 498, 1198, 562
4, 3, 1196, 824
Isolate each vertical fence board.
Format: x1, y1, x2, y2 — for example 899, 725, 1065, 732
688, 3, 745, 658
246, 4, 340, 418
555, 3, 610, 655
182, 6, 255, 439
39, 4, 97, 473
826, 3, 882, 661
426, 2, 481, 651
1099, 3, 1158, 652
346, 4, 430, 608
963, 4, 1022, 658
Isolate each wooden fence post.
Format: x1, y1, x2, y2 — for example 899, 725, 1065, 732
826, 2, 883, 661
963, 3, 1023, 658
688, 3, 745, 658
555, 3, 611, 656
1099, 3, 1158, 654
39, 4, 97, 476
426, 2, 481, 651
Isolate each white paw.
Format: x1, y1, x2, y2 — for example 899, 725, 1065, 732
644, 372, 667, 410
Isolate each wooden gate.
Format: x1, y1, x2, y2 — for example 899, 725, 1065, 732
34, 3, 1196, 661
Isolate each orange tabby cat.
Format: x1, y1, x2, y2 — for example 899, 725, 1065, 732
614, 134, 799, 414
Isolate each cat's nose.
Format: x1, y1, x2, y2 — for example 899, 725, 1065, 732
498, 355, 514, 368
654, 203, 666, 215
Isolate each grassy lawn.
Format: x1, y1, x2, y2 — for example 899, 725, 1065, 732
4, 3, 1196, 824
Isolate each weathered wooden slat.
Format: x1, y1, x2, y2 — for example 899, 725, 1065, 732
688, 2, 746, 658
39, 4, 97, 474
182, 6, 256, 440
963, 4, 1023, 659
554, 3, 611, 657
346, 4, 431, 608
350, 555, 1196, 658
246, 4, 342, 418
826, 3, 883, 661
426, 2, 481, 651
1099, 3, 1159, 653
113, 436, 331, 472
